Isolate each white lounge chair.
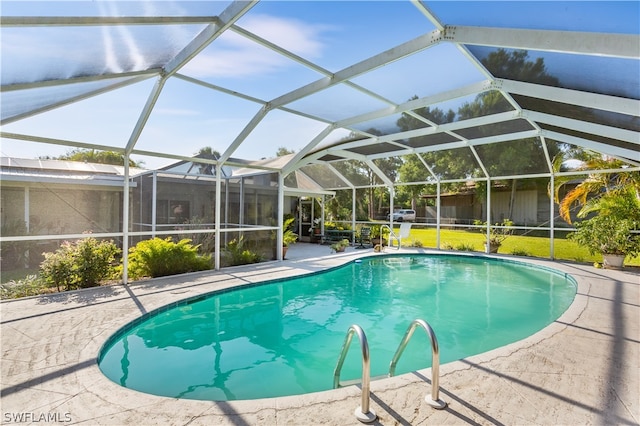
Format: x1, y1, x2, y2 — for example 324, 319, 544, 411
388, 222, 412, 249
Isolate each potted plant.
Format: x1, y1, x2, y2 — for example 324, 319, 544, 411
370, 225, 388, 246
330, 238, 350, 253
280, 217, 298, 259
475, 219, 513, 253
571, 215, 639, 268
309, 218, 322, 235
569, 189, 640, 268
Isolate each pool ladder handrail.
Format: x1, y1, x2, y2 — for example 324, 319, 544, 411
389, 319, 447, 409
333, 324, 377, 423
380, 224, 400, 250
334, 321, 447, 423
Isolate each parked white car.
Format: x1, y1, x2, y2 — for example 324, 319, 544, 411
387, 209, 416, 222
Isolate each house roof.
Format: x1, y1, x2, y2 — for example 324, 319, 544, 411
0, 157, 147, 186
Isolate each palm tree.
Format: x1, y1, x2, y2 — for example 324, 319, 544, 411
550, 153, 640, 224
550, 152, 640, 267
194, 146, 221, 175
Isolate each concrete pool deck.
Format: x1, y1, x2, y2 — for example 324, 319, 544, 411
1, 244, 638, 425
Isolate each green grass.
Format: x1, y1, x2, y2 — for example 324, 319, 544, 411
401, 227, 640, 267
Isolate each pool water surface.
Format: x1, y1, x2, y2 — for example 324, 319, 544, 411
98, 254, 576, 401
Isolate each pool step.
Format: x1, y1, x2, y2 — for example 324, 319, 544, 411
336, 375, 387, 388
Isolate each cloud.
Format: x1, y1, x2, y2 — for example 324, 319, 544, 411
240, 14, 328, 58
182, 34, 287, 78
182, 14, 330, 79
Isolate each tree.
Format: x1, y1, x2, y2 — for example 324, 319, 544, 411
343, 128, 404, 219
192, 146, 221, 175
569, 186, 640, 261
329, 131, 393, 220
397, 99, 456, 129
397, 104, 470, 195
457, 90, 511, 120
276, 147, 295, 157
52, 149, 143, 167
392, 50, 567, 220
461, 50, 564, 217
551, 152, 640, 224
372, 156, 402, 213
481, 49, 560, 86
397, 154, 430, 210
196, 146, 221, 158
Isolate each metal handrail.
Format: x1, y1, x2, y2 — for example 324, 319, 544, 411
388, 319, 447, 409
380, 224, 400, 250
333, 324, 377, 423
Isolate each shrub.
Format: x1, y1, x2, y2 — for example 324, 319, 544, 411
405, 239, 424, 248
474, 218, 514, 246
570, 214, 640, 257
40, 237, 120, 291
126, 237, 211, 279
222, 237, 263, 266
330, 238, 350, 253
176, 216, 216, 254
511, 248, 531, 257
324, 221, 353, 231
455, 243, 476, 252
0, 219, 44, 269
0, 275, 49, 299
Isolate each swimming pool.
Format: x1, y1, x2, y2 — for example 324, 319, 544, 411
98, 254, 576, 401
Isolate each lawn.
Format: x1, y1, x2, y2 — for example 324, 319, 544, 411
399, 226, 640, 267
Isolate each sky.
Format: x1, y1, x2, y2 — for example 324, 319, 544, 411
1, 1, 638, 170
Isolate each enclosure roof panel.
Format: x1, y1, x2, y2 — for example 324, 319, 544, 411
1, 1, 638, 188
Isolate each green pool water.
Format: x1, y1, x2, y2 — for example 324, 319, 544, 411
98, 254, 576, 401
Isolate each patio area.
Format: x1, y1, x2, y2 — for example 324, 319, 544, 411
1, 244, 638, 425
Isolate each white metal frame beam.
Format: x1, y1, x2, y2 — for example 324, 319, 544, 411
336, 80, 493, 130
336, 110, 520, 153
1, 69, 160, 92
125, 1, 257, 154
282, 125, 336, 175
524, 110, 639, 145
499, 79, 640, 116
230, 24, 402, 109
223, 28, 445, 162
1, 75, 153, 125
366, 159, 395, 188
411, 0, 445, 31
444, 26, 639, 59
0, 132, 128, 153
289, 109, 523, 173
219, 106, 270, 163
325, 163, 356, 190
0, 16, 217, 27
542, 130, 640, 161
269, 29, 444, 109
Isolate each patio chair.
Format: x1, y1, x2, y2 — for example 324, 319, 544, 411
388, 223, 412, 249
355, 227, 372, 249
